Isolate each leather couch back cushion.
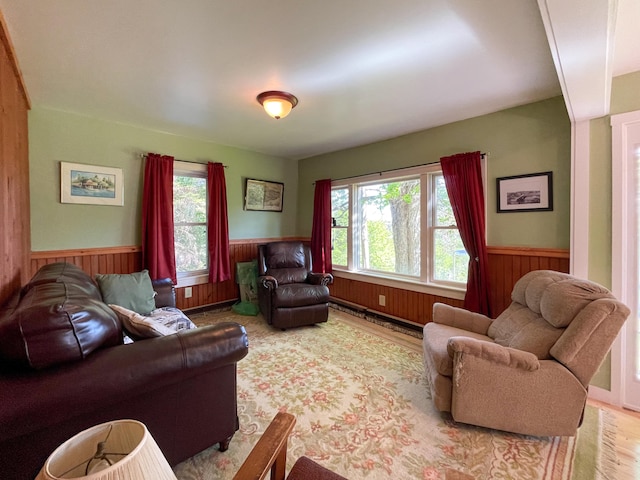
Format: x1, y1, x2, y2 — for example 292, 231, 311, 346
0, 263, 121, 369
265, 242, 305, 269
267, 267, 309, 285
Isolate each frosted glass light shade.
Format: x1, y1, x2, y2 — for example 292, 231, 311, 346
256, 91, 298, 119
36, 420, 177, 480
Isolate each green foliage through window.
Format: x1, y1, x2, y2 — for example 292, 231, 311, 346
174, 174, 208, 273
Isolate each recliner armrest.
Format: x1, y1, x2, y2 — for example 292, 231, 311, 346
432, 303, 492, 335
259, 275, 278, 290
447, 336, 539, 371
308, 272, 333, 286
152, 277, 176, 308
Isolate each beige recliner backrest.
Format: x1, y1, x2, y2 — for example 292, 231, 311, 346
487, 270, 629, 386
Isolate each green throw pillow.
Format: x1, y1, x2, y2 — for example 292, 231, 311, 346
95, 270, 156, 315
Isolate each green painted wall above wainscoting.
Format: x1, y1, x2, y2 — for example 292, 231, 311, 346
297, 97, 571, 249
29, 107, 298, 251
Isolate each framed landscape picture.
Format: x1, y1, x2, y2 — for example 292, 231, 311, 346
496, 171, 553, 213
60, 162, 124, 206
244, 178, 284, 212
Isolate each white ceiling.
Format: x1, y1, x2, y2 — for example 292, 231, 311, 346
0, 0, 638, 160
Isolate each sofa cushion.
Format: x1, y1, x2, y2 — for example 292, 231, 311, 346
95, 270, 157, 315
110, 304, 196, 340
0, 263, 121, 369
273, 284, 329, 308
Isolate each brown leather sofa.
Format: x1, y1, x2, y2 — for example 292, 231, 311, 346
0, 262, 249, 480
257, 241, 333, 330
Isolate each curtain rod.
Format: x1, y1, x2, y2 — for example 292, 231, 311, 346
315, 152, 488, 184
139, 153, 227, 168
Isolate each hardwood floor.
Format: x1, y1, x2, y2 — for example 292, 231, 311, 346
588, 399, 640, 479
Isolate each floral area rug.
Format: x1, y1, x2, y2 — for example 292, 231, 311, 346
174, 308, 584, 480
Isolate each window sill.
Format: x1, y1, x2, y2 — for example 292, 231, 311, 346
176, 272, 209, 288
331, 269, 466, 301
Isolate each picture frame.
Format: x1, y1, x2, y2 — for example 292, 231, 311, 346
244, 178, 284, 212
496, 171, 553, 213
60, 162, 124, 206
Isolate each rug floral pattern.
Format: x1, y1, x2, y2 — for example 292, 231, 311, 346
174, 310, 576, 480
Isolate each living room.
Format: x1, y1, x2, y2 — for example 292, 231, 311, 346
1, 1, 639, 479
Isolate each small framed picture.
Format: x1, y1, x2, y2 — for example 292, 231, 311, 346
60, 162, 124, 206
496, 171, 553, 213
244, 178, 284, 212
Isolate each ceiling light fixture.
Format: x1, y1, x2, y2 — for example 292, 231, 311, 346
256, 91, 298, 120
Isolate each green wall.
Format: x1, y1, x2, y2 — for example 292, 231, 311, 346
297, 97, 571, 248
29, 107, 298, 251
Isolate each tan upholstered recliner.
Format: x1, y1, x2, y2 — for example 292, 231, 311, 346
422, 270, 630, 437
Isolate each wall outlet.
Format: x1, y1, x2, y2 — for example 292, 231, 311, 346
378, 294, 386, 306
184, 287, 193, 299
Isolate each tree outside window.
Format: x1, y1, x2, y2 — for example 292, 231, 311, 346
173, 172, 207, 274
331, 166, 469, 286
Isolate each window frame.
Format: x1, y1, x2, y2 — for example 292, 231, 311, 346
330, 163, 481, 299
173, 161, 209, 288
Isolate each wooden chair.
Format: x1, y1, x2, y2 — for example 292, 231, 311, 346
233, 412, 347, 480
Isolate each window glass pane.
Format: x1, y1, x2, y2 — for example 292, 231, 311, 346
331, 228, 348, 266
331, 188, 349, 226
435, 175, 455, 226
356, 179, 420, 276
434, 229, 468, 282
175, 225, 207, 272
174, 176, 206, 223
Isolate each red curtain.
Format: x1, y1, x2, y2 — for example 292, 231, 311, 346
207, 162, 231, 282
142, 153, 177, 284
441, 151, 491, 316
310, 179, 332, 273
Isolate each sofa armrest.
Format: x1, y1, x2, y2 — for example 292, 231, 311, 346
152, 277, 176, 308
308, 272, 333, 286
0, 322, 249, 442
432, 302, 492, 335
259, 275, 278, 290
447, 336, 539, 371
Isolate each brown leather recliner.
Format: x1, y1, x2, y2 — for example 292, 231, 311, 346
257, 241, 333, 330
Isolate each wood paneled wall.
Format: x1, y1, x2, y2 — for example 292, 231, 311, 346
330, 277, 464, 325
29, 243, 569, 321
0, 12, 31, 306
29, 239, 304, 311
487, 246, 570, 316
330, 246, 570, 325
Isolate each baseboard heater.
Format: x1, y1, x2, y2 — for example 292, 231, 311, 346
329, 297, 423, 333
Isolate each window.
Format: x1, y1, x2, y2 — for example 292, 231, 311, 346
173, 162, 207, 282
331, 165, 470, 288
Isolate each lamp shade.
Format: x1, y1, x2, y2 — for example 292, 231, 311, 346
256, 91, 298, 119
36, 420, 177, 480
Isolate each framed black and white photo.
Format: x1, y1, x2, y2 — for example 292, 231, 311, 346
244, 178, 284, 212
60, 162, 124, 206
496, 171, 553, 213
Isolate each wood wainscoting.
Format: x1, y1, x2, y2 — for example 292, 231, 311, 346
29, 243, 569, 321
330, 246, 570, 326
29, 239, 304, 311
0, 11, 31, 307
